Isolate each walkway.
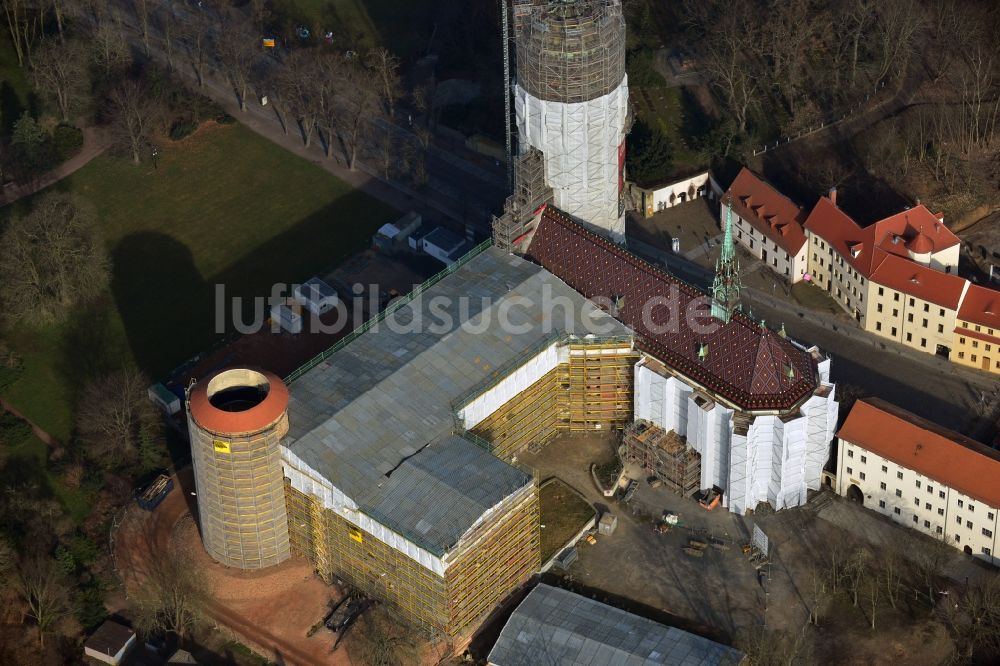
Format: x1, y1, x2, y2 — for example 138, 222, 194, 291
0, 126, 111, 207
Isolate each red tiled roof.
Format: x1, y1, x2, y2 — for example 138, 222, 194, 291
188, 369, 289, 435
804, 197, 886, 276
726, 168, 808, 255
838, 398, 1000, 508
869, 254, 968, 310
958, 283, 1000, 330
956, 327, 1000, 345
873, 207, 958, 254
525, 207, 819, 411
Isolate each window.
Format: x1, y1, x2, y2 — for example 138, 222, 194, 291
957, 516, 963, 524
973, 341, 979, 349
921, 338, 926, 348
956, 534, 961, 543
940, 309, 945, 317
860, 472, 866, 480
938, 508, 945, 516
922, 318, 928, 328
925, 502, 932, 510
847, 466, 853, 475
880, 482, 887, 490
894, 293, 900, 302
897, 471, 904, 480
973, 355, 978, 362
907, 313, 914, 323
985, 547, 992, 556
893, 309, 898, 317
914, 498, 920, 506
961, 337, 967, 344
877, 304, 883, 313
923, 303, 929, 312
970, 504, 976, 512
894, 507, 901, 515
896, 489, 903, 497
878, 287, 884, 296
847, 449, 854, 458
909, 297, 915, 306
906, 332, 913, 342
959, 352, 965, 359
989, 512, 995, 520
879, 500, 886, 508
967, 520, 973, 528
959, 500, 964, 508
937, 526, 943, 534
916, 480, 922, 489
939, 491, 945, 499
938, 324, 944, 334
913, 516, 919, 523
882, 465, 888, 473
892, 327, 898, 336
924, 520, 931, 528
983, 528, 993, 538
876, 322, 882, 332
927, 485, 933, 494
861, 455, 867, 463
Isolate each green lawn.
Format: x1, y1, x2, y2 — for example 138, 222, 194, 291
632, 85, 706, 177
539, 478, 596, 564
791, 281, 842, 314
270, 0, 437, 58
1, 122, 397, 439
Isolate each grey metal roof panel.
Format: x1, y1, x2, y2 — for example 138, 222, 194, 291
285, 248, 628, 555
488, 584, 744, 666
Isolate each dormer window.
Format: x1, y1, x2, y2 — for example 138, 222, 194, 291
697, 343, 709, 361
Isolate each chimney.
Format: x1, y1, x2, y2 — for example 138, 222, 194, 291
828, 187, 837, 206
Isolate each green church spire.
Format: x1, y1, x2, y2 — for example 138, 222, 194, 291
711, 199, 743, 323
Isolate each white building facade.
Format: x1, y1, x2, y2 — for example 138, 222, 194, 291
634, 354, 838, 514
835, 398, 1000, 567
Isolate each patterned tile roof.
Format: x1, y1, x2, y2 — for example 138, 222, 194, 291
525, 207, 819, 411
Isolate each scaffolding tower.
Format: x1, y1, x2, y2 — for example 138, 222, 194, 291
623, 420, 701, 496
492, 148, 553, 252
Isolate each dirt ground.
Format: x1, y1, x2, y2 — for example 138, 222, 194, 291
518, 433, 985, 664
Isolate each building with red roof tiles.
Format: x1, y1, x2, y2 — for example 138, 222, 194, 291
801, 188, 984, 362
836, 397, 1000, 567
522, 206, 838, 513
953, 283, 1000, 375
724, 167, 810, 282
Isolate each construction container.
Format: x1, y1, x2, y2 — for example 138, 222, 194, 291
598, 513, 618, 536
137, 474, 174, 511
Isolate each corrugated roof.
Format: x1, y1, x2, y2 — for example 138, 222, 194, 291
838, 398, 1000, 507
525, 208, 818, 411
726, 167, 807, 255
488, 584, 744, 666
958, 283, 1000, 330
285, 248, 629, 554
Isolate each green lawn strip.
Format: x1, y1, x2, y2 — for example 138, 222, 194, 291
539, 478, 596, 564
1, 122, 397, 437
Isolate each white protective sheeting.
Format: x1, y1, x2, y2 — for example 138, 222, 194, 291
458, 343, 565, 429
633, 355, 839, 514
515, 78, 629, 241
281, 448, 447, 576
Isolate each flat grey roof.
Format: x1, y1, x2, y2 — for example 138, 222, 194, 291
489, 584, 744, 666
285, 247, 628, 555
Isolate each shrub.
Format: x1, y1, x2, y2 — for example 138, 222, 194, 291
169, 121, 197, 141
53, 125, 84, 161
216, 113, 237, 125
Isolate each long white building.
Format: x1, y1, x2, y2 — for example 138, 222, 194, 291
836, 398, 1000, 566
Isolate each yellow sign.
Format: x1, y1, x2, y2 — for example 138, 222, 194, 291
348, 527, 364, 543
263, 38, 276, 48
213, 440, 231, 454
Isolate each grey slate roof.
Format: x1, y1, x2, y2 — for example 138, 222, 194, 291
488, 584, 745, 666
285, 248, 629, 555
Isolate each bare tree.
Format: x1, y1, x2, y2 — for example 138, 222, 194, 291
336, 58, 382, 169
314, 52, 343, 159
110, 79, 162, 164
178, 9, 211, 88
912, 538, 953, 607
155, 5, 178, 71
132, 0, 151, 56
844, 547, 870, 607
863, 572, 880, 630
692, 5, 759, 135
871, 0, 925, 85
12, 554, 71, 647
883, 544, 905, 610
0, 192, 109, 324
76, 366, 157, 468
1, 0, 40, 66
808, 566, 826, 626
90, 17, 130, 77
366, 47, 401, 118
275, 49, 319, 147
132, 541, 207, 639
215, 19, 259, 112
943, 575, 1000, 661
350, 605, 419, 666
31, 37, 89, 123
